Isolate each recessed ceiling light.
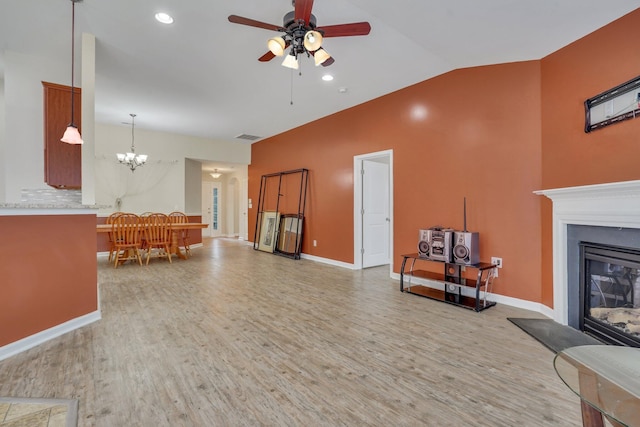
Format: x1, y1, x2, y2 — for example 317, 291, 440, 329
155, 12, 174, 24
322, 74, 334, 81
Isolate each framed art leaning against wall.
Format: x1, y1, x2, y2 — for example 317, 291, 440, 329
257, 211, 280, 253
276, 214, 303, 257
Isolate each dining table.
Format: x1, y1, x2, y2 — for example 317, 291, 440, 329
97, 222, 208, 260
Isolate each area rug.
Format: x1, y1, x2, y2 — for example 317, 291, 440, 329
507, 318, 601, 353
0, 397, 78, 427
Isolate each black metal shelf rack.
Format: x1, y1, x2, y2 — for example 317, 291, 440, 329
254, 168, 309, 260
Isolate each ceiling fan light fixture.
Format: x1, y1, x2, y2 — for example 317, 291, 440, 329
267, 37, 286, 56
314, 48, 331, 66
303, 30, 323, 51
282, 52, 299, 69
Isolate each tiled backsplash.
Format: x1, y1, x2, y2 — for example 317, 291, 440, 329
21, 188, 82, 205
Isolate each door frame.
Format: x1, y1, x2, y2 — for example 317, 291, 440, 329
353, 149, 393, 272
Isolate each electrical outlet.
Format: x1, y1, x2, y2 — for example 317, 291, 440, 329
491, 257, 503, 268
313, 240, 317, 247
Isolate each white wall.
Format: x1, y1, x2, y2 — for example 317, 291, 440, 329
94, 123, 250, 215
3, 51, 68, 202
185, 158, 202, 215
81, 33, 96, 206
0, 76, 5, 202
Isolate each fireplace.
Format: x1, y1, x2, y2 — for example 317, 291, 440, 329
580, 242, 640, 346
535, 180, 640, 345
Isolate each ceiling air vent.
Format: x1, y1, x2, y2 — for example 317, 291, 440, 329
235, 133, 261, 142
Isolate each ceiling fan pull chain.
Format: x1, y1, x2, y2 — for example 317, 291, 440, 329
290, 67, 294, 105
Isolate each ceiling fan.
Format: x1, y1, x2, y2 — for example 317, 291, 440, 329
228, 0, 371, 69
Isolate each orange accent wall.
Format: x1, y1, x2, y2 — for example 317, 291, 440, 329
0, 214, 98, 347
250, 60, 543, 302
538, 10, 640, 307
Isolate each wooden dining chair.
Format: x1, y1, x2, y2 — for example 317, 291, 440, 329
144, 213, 173, 264
169, 211, 191, 257
139, 212, 154, 251
111, 213, 143, 268
106, 211, 123, 263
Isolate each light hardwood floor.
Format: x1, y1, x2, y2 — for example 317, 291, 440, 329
0, 238, 583, 426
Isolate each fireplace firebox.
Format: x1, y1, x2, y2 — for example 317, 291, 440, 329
580, 242, 640, 347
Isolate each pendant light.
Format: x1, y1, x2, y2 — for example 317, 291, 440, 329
61, 0, 83, 145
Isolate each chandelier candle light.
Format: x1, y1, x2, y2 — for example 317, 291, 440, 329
117, 114, 148, 172
60, 0, 83, 145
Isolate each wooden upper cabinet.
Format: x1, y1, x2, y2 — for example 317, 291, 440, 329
42, 81, 82, 189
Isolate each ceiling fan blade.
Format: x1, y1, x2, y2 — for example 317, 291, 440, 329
321, 57, 335, 67
294, 0, 314, 24
228, 15, 283, 32
258, 51, 276, 62
318, 22, 371, 37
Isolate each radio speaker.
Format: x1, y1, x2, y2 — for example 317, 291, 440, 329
453, 231, 479, 265
418, 229, 431, 258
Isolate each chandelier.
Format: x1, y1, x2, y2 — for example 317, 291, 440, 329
116, 114, 148, 172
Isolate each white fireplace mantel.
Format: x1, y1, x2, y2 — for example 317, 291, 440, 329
534, 180, 640, 324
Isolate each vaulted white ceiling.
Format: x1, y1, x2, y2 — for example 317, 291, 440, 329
1, 0, 639, 145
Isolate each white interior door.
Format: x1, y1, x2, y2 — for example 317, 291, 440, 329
362, 159, 390, 268
211, 182, 222, 237
202, 182, 213, 237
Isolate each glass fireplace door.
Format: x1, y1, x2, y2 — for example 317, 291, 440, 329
580, 243, 640, 347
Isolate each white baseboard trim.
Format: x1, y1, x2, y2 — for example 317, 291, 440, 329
300, 253, 356, 270
390, 272, 553, 318
0, 310, 101, 361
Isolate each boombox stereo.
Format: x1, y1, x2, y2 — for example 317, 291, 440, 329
418, 227, 453, 262
452, 231, 480, 265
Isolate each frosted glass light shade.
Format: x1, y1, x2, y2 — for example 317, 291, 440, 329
282, 53, 299, 69
61, 125, 83, 144
303, 30, 323, 51
268, 37, 286, 56
314, 48, 331, 66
